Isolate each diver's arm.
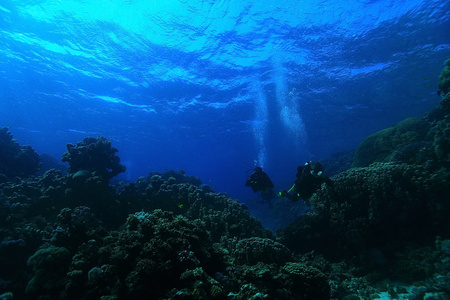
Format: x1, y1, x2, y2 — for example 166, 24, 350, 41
278, 184, 296, 199
287, 184, 296, 193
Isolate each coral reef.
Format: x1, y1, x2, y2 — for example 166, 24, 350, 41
1, 136, 332, 299
2, 59, 450, 299
61, 137, 126, 181
233, 237, 292, 265
352, 117, 431, 167
278, 162, 449, 259
431, 118, 450, 164
26, 246, 71, 297
438, 58, 450, 114
0, 127, 41, 179
282, 262, 330, 299
275, 59, 450, 299
57, 210, 216, 299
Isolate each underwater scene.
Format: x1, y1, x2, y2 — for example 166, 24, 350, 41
1, 0, 450, 299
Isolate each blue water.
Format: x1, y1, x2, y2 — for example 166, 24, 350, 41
0, 0, 448, 201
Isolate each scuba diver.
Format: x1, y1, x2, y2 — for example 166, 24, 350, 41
278, 161, 333, 206
245, 167, 275, 204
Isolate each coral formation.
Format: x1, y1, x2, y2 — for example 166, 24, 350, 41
233, 237, 292, 265
0, 127, 41, 179
61, 137, 126, 180
275, 59, 450, 298
2, 59, 450, 299
431, 118, 450, 164
1, 136, 331, 299
282, 262, 330, 300
26, 246, 71, 297
278, 162, 450, 259
438, 58, 450, 114
352, 117, 431, 167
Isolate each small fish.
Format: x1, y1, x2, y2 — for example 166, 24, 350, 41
423, 77, 428, 80
178, 204, 184, 209
428, 84, 433, 87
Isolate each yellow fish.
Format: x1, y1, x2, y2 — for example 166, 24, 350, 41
178, 204, 184, 209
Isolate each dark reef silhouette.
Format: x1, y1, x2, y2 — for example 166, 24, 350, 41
0, 60, 450, 299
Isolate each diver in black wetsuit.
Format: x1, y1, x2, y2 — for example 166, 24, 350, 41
279, 161, 333, 206
245, 167, 275, 203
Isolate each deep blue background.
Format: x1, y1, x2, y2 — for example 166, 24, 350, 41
0, 0, 449, 203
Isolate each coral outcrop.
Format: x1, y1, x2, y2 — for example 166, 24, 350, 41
3, 58, 450, 299
275, 58, 450, 300
61, 137, 126, 181
278, 162, 449, 260
0, 127, 41, 179
352, 117, 432, 167
0, 135, 331, 299
438, 58, 450, 114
